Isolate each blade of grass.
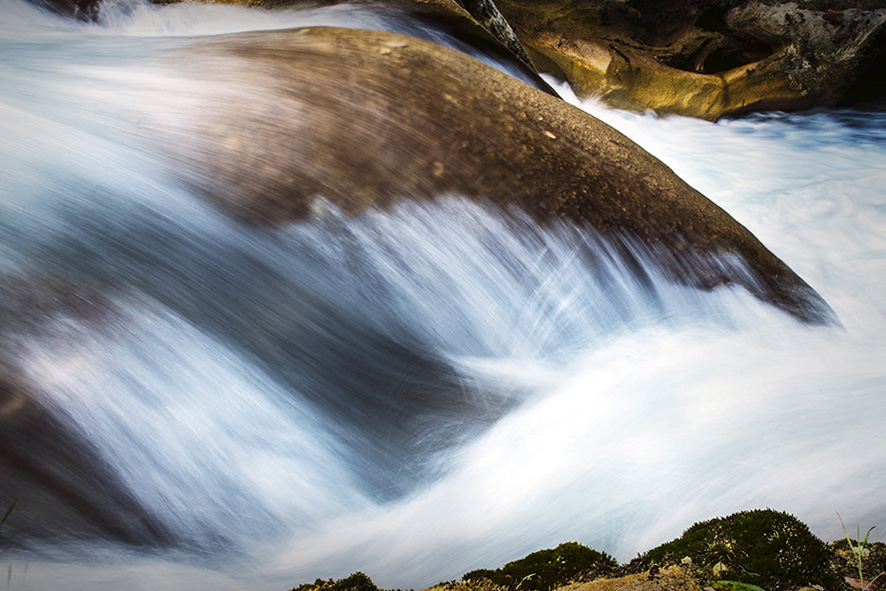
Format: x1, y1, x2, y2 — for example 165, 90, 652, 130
0, 500, 16, 530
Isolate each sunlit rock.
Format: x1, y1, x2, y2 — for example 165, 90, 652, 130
148, 25, 833, 322
493, 0, 886, 120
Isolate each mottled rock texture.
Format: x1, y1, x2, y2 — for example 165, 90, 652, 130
494, 0, 886, 119
141, 26, 833, 322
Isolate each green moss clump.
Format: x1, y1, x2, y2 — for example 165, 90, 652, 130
290, 572, 379, 591
640, 509, 842, 591
462, 541, 618, 591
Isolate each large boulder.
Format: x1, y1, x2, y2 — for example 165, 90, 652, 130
138, 25, 832, 322
493, 0, 886, 120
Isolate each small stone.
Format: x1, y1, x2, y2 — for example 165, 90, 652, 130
543, 130, 556, 140
309, 197, 328, 218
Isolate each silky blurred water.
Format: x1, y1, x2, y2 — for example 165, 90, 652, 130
1, 1, 885, 589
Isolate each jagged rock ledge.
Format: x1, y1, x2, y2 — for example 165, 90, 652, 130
492, 0, 886, 120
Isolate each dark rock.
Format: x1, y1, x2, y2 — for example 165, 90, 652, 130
0, 275, 180, 548
27, 0, 98, 19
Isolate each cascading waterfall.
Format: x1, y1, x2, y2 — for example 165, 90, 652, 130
1, 0, 885, 590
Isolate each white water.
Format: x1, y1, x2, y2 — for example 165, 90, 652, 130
1, 1, 885, 590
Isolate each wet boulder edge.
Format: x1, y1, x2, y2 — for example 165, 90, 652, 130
149, 26, 834, 323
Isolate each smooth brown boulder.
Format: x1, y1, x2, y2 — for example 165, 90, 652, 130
493, 0, 886, 120
138, 26, 832, 323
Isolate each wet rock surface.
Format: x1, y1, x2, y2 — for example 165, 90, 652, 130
494, 0, 886, 119
147, 25, 833, 323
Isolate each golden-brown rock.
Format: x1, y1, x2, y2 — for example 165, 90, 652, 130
495, 0, 886, 120
145, 26, 832, 322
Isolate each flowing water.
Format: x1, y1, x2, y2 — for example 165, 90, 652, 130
1, 1, 885, 589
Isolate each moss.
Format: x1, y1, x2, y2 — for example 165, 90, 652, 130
463, 542, 618, 591
291, 572, 380, 591
640, 509, 842, 591
430, 580, 506, 591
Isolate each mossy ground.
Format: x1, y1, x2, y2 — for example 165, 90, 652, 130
288, 510, 882, 591
463, 542, 619, 591
638, 509, 843, 591
290, 572, 383, 591
831, 538, 886, 586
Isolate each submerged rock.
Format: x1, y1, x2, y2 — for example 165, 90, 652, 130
148, 25, 832, 323
493, 0, 886, 120
0, 275, 179, 548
